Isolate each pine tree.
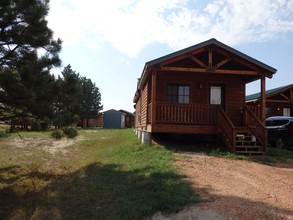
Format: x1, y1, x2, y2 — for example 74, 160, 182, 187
79, 77, 103, 127
53, 65, 82, 128
0, 0, 62, 68
0, 0, 62, 123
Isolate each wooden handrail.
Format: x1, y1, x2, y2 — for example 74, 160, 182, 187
243, 106, 267, 152
217, 107, 236, 152
246, 105, 261, 119
155, 102, 218, 125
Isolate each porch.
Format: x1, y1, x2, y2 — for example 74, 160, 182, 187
146, 102, 267, 154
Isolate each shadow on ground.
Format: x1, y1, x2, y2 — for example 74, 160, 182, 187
152, 133, 225, 153
0, 162, 198, 219
1, 159, 292, 219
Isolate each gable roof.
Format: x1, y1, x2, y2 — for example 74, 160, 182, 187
119, 109, 135, 116
138, 38, 276, 87
134, 38, 277, 102
246, 84, 293, 102
146, 38, 277, 73
102, 109, 126, 115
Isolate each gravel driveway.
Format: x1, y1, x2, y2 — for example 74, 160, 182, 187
151, 153, 293, 220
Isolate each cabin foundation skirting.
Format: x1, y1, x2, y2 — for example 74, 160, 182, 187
136, 129, 152, 145
137, 130, 142, 139
142, 131, 152, 145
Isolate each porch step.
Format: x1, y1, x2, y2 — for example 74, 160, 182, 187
234, 129, 264, 155
236, 150, 264, 156
236, 145, 262, 151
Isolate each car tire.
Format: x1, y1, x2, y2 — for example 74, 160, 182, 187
275, 136, 287, 149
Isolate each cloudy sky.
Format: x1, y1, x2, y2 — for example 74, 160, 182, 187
47, 0, 293, 112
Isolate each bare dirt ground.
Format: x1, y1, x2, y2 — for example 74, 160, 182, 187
151, 153, 293, 220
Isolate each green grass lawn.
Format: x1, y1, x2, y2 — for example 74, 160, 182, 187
0, 129, 199, 220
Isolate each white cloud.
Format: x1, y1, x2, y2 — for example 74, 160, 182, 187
47, 0, 293, 57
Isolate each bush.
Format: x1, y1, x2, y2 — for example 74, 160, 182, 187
63, 127, 78, 138
0, 131, 10, 138
0, 127, 11, 139
51, 130, 64, 140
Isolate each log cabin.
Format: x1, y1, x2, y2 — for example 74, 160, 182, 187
133, 38, 277, 154
246, 84, 293, 118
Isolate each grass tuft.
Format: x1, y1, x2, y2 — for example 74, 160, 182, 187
209, 148, 247, 160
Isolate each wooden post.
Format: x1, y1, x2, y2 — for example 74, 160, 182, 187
208, 47, 213, 69
261, 75, 266, 123
261, 75, 268, 152
151, 70, 157, 125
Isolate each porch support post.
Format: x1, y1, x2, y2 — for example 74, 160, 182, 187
261, 75, 268, 153
261, 75, 266, 123
151, 70, 157, 125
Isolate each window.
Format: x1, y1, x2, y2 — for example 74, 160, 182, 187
167, 85, 190, 103
283, 108, 290, 116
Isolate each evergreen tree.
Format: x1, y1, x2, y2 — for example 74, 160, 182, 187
53, 65, 82, 128
0, 54, 58, 121
79, 77, 103, 127
0, 0, 62, 123
0, 0, 62, 68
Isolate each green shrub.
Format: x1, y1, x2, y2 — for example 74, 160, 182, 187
63, 127, 78, 138
0, 131, 10, 138
51, 130, 64, 140
0, 127, 11, 138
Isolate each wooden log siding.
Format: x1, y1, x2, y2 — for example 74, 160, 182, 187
155, 102, 218, 125
135, 96, 141, 127
147, 103, 152, 124
141, 83, 148, 126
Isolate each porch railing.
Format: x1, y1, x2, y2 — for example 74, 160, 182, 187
246, 105, 261, 120
243, 106, 267, 152
217, 107, 236, 152
156, 102, 218, 125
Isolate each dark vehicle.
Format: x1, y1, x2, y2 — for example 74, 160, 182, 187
265, 116, 293, 149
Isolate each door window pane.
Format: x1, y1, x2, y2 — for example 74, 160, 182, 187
210, 86, 222, 105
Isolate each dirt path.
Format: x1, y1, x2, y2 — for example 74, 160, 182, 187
151, 153, 293, 220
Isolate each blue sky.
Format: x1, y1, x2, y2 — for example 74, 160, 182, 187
47, 0, 293, 112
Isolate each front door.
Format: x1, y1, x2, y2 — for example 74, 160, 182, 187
209, 85, 225, 122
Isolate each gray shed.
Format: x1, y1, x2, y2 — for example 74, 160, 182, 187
103, 109, 126, 129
